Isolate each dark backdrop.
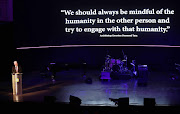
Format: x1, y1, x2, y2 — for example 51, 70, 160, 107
13, 0, 180, 47
12, 0, 180, 74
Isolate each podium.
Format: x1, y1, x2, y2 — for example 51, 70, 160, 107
12, 73, 23, 95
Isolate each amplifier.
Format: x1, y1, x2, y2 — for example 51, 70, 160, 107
101, 71, 111, 80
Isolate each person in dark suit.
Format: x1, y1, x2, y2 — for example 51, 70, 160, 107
12, 61, 22, 73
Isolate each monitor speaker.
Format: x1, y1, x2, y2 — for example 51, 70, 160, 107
144, 98, 156, 106
118, 97, 129, 107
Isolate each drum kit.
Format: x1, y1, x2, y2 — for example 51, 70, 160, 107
103, 53, 129, 73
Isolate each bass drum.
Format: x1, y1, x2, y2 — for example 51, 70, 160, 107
112, 65, 120, 72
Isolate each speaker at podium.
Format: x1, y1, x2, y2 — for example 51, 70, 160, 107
12, 73, 23, 95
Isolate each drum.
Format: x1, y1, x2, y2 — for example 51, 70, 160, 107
116, 59, 121, 65
109, 63, 113, 69
112, 65, 120, 72
110, 59, 116, 64
109, 59, 116, 68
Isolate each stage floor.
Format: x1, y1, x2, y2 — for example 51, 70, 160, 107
1, 69, 180, 106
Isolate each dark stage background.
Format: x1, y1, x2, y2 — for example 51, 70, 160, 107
13, 0, 180, 47
5, 0, 179, 79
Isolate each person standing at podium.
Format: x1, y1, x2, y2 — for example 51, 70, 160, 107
12, 61, 22, 73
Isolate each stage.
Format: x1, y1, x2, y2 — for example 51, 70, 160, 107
1, 68, 180, 106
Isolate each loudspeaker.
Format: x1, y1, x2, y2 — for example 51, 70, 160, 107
101, 71, 111, 80
69, 95, 82, 105
118, 97, 129, 107
138, 65, 148, 78
144, 98, 156, 106
138, 65, 148, 86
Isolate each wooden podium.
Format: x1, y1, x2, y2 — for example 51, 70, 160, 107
12, 73, 23, 95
